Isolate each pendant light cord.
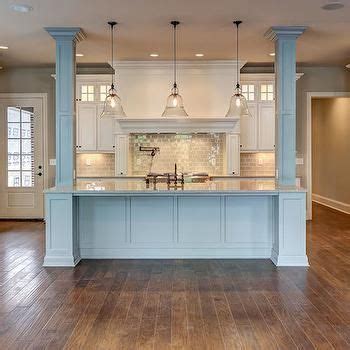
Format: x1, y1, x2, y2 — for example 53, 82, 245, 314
174, 24, 176, 88
108, 21, 117, 88
233, 20, 242, 88
171, 21, 179, 90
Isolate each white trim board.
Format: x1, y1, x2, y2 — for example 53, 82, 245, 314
312, 193, 350, 215
306, 91, 350, 220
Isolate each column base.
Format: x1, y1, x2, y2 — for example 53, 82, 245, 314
271, 249, 309, 266
43, 255, 81, 267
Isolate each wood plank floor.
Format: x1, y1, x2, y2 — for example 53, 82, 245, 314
0, 203, 349, 349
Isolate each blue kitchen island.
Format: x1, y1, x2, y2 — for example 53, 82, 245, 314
43, 179, 308, 267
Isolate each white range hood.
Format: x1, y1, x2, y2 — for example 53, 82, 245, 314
114, 116, 240, 134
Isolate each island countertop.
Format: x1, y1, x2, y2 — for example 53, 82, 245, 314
45, 178, 305, 195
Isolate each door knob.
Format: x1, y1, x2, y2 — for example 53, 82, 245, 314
36, 172, 43, 176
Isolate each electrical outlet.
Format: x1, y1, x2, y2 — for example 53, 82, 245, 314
86, 158, 92, 166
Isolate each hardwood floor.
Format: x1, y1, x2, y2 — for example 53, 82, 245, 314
0, 203, 349, 349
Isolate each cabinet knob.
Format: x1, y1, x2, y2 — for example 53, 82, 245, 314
112, 145, 115, 148
232, 171, 235, 175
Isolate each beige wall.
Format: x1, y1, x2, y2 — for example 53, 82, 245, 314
312, 98, 350, 204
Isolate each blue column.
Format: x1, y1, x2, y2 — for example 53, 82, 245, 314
265, 26, 306, 186
45, 27, 85, 187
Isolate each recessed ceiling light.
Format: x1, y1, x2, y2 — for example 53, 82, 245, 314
10, 4, 33, 13
150, 53, 159, 57
0, 46, 9, 50
76, 53, 84, 57
321, 1, 344, 10
0, 67, 3, 70
195, 53, 204, 57
269, 52, 275, 56
345, 63, 350, 69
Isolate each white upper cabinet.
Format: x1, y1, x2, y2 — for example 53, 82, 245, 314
76, 76, 115, 153
240, 79, 275, 152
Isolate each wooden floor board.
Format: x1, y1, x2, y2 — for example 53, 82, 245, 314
0, 203, 349, 349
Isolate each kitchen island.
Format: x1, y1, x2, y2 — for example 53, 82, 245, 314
44, 179, 308, 267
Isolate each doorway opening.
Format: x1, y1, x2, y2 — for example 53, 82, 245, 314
307, 93, 350, 219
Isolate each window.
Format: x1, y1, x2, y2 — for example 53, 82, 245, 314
81, 85, 94, 101
100, 85, 109, 102
260, 84, 274, 101
241, 84, 255, 101
7, 107, 34, 187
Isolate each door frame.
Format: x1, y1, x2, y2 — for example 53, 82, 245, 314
306, 91, 350, 220
0, 93, 49, 209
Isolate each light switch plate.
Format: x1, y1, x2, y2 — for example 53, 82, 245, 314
296, 158, 304, 165
49, 159, 56, 166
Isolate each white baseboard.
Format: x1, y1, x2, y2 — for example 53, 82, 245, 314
312, 193, 350, 215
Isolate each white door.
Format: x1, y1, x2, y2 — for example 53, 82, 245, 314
258, 104, 275, 151
76, 102, 97, 151
0, 97, 45, 218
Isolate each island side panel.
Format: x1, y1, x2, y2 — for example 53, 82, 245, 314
43, 192, 80, 266
272, 191, 309, 266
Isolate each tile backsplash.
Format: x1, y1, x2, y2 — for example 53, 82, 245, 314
76, 153, 115, 177
76, 141, 275, 177
240, 152, 275, 177
129, 133, 224, 175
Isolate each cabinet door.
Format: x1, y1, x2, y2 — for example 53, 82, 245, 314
97, 105, 115, 151
115, 134, 129, 175
226, 134, 240, 176
258, 104, 275, 151
76, 103, 97, 151
239, 103, 257, 151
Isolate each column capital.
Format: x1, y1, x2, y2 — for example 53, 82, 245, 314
45, 27, 86, 42
264, 26, 307, 41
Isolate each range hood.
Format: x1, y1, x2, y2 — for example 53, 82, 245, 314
114, 117, 240, 134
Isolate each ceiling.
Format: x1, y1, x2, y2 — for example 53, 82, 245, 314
1, 0, 350, 68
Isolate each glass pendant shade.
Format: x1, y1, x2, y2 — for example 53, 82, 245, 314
162, 20, 188, 118
225, 84, 249, 118
101, 85, 126, 118
162, 85, 188, 117
100, 21, 126, 118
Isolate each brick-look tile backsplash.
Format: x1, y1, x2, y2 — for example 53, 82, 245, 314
76, 153, 115, 177
129, 133, 224, 175
240, 152, 275, 177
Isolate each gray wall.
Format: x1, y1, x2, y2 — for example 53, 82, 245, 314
312, 98, 350, 204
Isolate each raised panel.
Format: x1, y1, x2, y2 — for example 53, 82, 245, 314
130, 197, 174, 243
225, 196, 272, 244
258, 104, 275, 151
115, 135, 129, 175
178, 196, 221, 243
76, 103, 97, 151
79, 197, 127, 248
7, 193, 34, 207
240, 104, 257, 151
226, 134, 240, 176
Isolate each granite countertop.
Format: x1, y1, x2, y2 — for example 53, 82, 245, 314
46, 178, 305, 195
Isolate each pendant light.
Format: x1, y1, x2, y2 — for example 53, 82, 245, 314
101, 21, 126, 118
162, 21, 188, 117
225, 20, 250, 118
